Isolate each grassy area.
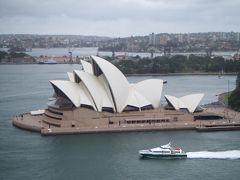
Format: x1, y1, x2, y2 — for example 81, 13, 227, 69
218, 92, 232, 106
228, 72, 240, 111
224, 92, 232, 106
229, 88, 240, 111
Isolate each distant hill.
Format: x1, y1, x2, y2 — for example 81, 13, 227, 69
0, 50, 36, 64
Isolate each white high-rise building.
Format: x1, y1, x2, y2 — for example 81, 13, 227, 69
149, 32, 156, 45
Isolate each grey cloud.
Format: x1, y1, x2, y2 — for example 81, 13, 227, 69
0, 0, 239, 36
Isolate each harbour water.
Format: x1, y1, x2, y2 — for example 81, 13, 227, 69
0, 47, 237, 58
0, 65, 239, 180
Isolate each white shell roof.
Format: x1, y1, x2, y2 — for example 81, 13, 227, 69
165, 94, 204, 113
180, 94, 204, 113
91, 55, 130, 112
78, 82, 97, 111
74, 70, 114, 111
81, 60, 93, 74
67, 72, 75, 82
49, 56, 166, 112
134, 79, 164, 108
165, 95, 180, 110
50, 80, 95, 110
127, 86, 152, 108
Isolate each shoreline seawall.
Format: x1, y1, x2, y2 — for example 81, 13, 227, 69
126, 73, 237, 76
12, 104, 240, 136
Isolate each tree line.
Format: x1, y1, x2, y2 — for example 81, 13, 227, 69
229, 72, 240, 111
114, 55, 240, 74
0, 50, 35, 63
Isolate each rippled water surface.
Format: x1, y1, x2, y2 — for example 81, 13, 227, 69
0, 65, 239, 180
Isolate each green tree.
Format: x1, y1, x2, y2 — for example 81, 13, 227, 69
0, 51, 8, 62
236, 72, 240, 88
114, 55, 240, 75
229, 72, 240, 111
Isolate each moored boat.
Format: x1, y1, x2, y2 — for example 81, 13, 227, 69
139, 142, 187, 159
38, 59, 57, 64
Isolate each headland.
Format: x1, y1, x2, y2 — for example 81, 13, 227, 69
12, 105, 240, 135
12, 55, 240, 135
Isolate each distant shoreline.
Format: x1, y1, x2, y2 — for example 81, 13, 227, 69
126, 73, 237, 76
0, 63, 237, 76
0, 62, 81, 65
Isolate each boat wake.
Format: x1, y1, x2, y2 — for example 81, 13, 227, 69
187, 150, 240, 159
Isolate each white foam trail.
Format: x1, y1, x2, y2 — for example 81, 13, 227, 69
187, 150, 240, 159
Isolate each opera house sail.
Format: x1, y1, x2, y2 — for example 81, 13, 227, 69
49, 55, 164, 112
164, 94, 204, 113
13, 56, 207, 135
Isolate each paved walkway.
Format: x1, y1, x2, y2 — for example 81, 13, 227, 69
206, 106, 240, 123
13, 106, 240, 135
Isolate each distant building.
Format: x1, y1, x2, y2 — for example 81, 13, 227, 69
233, 53, 240, 61
176, 34, 184, 43
149, 32, 156, 45
236, 33, 240, 42
159, 34, 170, 45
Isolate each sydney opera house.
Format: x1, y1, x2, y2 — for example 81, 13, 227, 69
13, 55, 209, 135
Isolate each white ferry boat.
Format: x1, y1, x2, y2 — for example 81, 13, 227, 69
38, 59, 57, 64
139, 142, 187, 158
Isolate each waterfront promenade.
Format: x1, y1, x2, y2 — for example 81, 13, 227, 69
13, 105, 240, 135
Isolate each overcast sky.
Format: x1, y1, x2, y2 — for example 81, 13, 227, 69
0, 0, 239, 37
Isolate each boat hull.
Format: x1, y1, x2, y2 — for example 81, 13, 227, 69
139, 151, 187, 159
140, 153, 187, 159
